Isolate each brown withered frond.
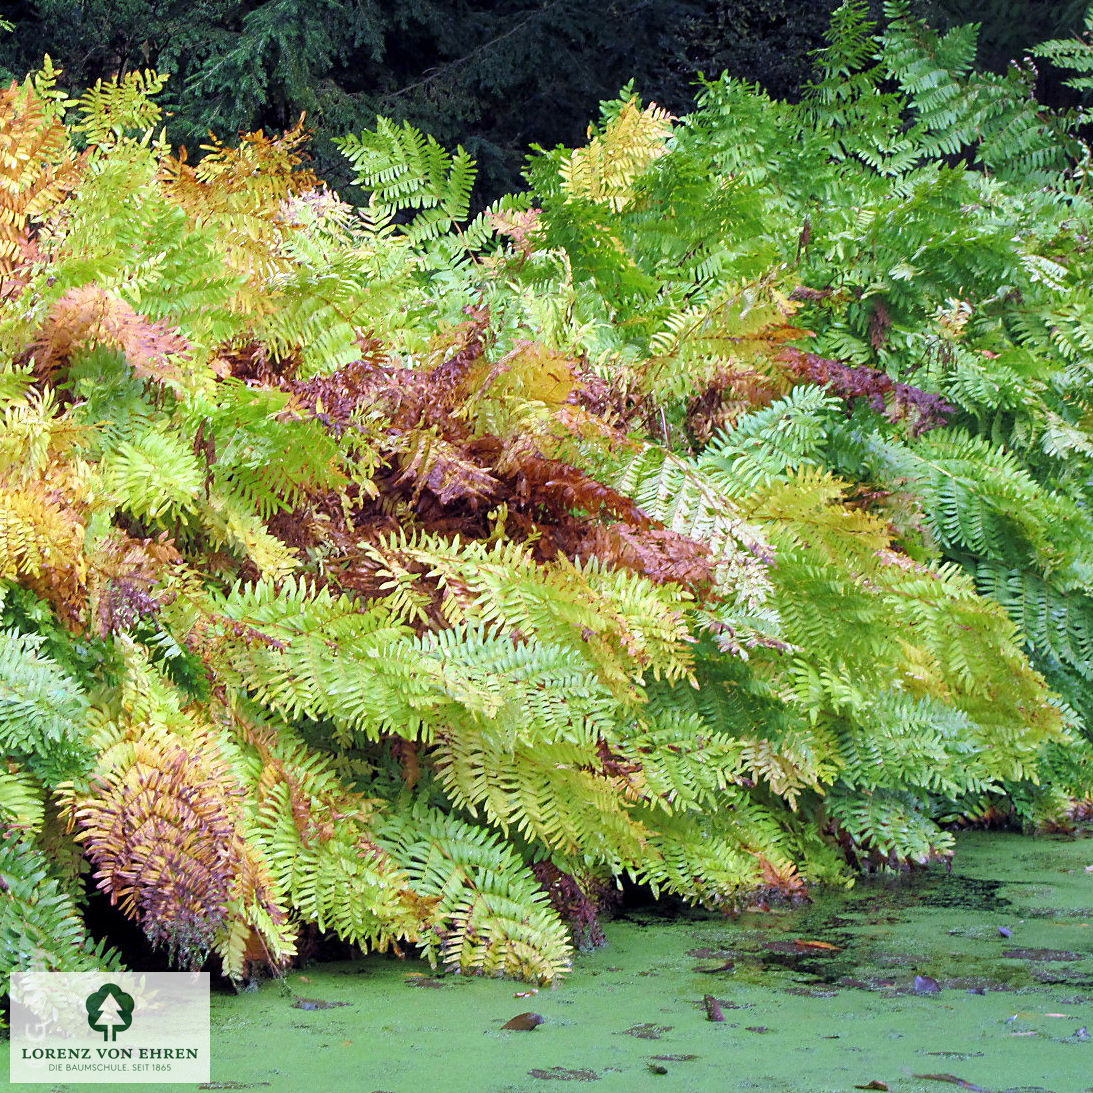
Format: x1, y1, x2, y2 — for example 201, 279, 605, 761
556, 523, 716, 589
71, 722, 255, 968
260, 320, 724, 615
88, 533, 183, 638
686, 366, 783, 448
33, 285, 190, 387
496, 444, 649, 526
392, 429, 501, 507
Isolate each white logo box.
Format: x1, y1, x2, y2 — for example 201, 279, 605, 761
10, 972, 210, 1084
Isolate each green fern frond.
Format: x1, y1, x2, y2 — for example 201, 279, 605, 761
825, 786, 954, 864
0, 766, 46, 832
378, 805, 572, 983
75, 69, 168, 148
99, 427, 204, 523
1033, 5, 1093, 92
0, 832, 123, 991
0, 628, 91, 784
338, 118, 477, 244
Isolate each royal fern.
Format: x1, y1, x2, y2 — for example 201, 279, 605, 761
2, 3, 1092, 992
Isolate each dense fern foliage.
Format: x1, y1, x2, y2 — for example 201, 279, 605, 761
2, 2, 1093, 988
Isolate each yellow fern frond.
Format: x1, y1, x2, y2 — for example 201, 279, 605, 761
75, 70, 168, 148
0, 387, 84, 485
560, 99, 674, 212
203, 489, 299, 580
0, 79, 79, 278
0, 483, 84, 584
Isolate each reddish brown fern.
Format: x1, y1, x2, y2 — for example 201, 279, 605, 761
34, 286, 190, 386
71, 731, 267, 967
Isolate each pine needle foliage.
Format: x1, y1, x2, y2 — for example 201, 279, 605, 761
2, 4, 1093, 987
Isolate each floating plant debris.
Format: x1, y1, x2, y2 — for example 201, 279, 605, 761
617, 1023, 673, 1039
502, 1012, 545, 1030
695, 960, 735, 974
914, 1075, 989, 1091
291, 997, 349, 1010
528, 1067, 600, 1081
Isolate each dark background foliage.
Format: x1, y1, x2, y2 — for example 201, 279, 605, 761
0, 1, 1087, 199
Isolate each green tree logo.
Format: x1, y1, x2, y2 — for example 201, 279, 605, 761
85, 983, 135, 1041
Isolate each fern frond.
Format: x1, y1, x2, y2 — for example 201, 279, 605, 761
235, 712, 423, 959
1034, 8, 1093, 92
338, 118, 477, 243
609, 445, 778, 651
0, 628, 90, 784
34, 286, 191, 391
61, 647, 297, 977
379, 805, 572, 983
0, 833, 123, 991
99, 427, 203, 523
0, 77, 78, 278
0, 765, 45, 832
560, 96, 673, 213
74, 69, 168, 148
826, 786, 954, 864
0, 482, 84, 586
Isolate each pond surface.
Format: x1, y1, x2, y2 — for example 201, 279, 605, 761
10, 830, 1093, 1092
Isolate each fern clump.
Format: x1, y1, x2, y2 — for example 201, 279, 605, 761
1, 2, 1092, 986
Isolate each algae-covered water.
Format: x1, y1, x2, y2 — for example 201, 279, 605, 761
9, 830, 1093, 1092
